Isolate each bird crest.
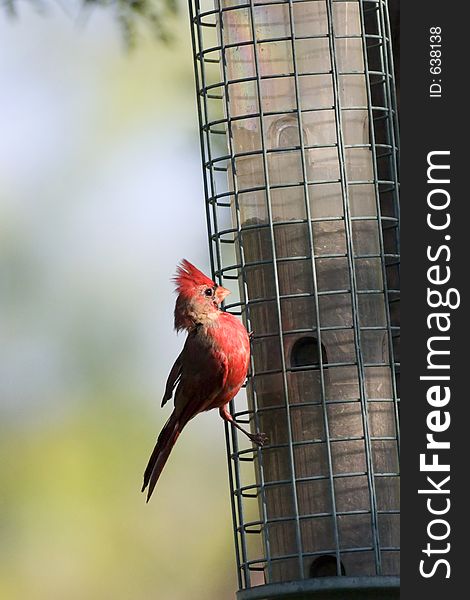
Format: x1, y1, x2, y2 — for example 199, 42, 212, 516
174, 259, 215, 295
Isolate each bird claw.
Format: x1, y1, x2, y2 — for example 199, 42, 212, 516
250, 432, 268, 447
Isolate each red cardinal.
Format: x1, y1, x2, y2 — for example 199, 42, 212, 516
142, 260, 267, 501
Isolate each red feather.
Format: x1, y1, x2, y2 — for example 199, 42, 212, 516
141, 261, 266, 502
173, 259, 215, 296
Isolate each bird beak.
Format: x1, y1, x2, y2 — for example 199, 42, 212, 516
215, 286, 230, 303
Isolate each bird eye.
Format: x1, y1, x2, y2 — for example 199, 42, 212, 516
204, 288, 213, 297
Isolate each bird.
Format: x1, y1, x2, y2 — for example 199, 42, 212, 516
141, 259, 267, 502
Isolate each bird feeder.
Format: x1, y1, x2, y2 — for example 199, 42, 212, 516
188, 0, 399, 597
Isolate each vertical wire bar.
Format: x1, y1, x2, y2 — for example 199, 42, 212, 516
374, 0, 400, 449
285, 0, 342, 575
247, 0, 305, 579
382, 0, 401, 451
325, 0, 382, 574
216, 1, 273, 583
188, 0, 216, 278
357, 1, 400, 453
224, 419, 244, 590
192, 1, 223, 281
377, 0, 400, 244
358, 1, 400, 570
377, 0, 400, 243
189, 0, 249, 586
379, 0, 400, 183
207, 7, 252, 586
229, 415, 251, 588
383, 0, 400, 175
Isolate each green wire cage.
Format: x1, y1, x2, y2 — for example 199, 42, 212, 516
188, 0, 400, 597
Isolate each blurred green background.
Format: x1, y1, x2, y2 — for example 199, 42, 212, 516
0, 3, 239, 598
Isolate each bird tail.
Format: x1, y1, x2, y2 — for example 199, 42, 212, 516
141, 411, 182, 502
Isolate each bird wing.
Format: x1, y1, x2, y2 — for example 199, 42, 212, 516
173, 331, 229, 422
161, 350, 183, 408
143, 340, 229, 501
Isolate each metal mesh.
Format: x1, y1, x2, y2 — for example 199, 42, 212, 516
188, 0, 399, 592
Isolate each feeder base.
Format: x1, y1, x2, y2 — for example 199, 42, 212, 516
237, 576, 400, 600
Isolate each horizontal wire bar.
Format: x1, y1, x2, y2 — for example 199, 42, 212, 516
198, 68, 392, 92
233, 398, 399, 419
240, 507, 400, 531
233, 473, 400, 498
240, 544, 397, 569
